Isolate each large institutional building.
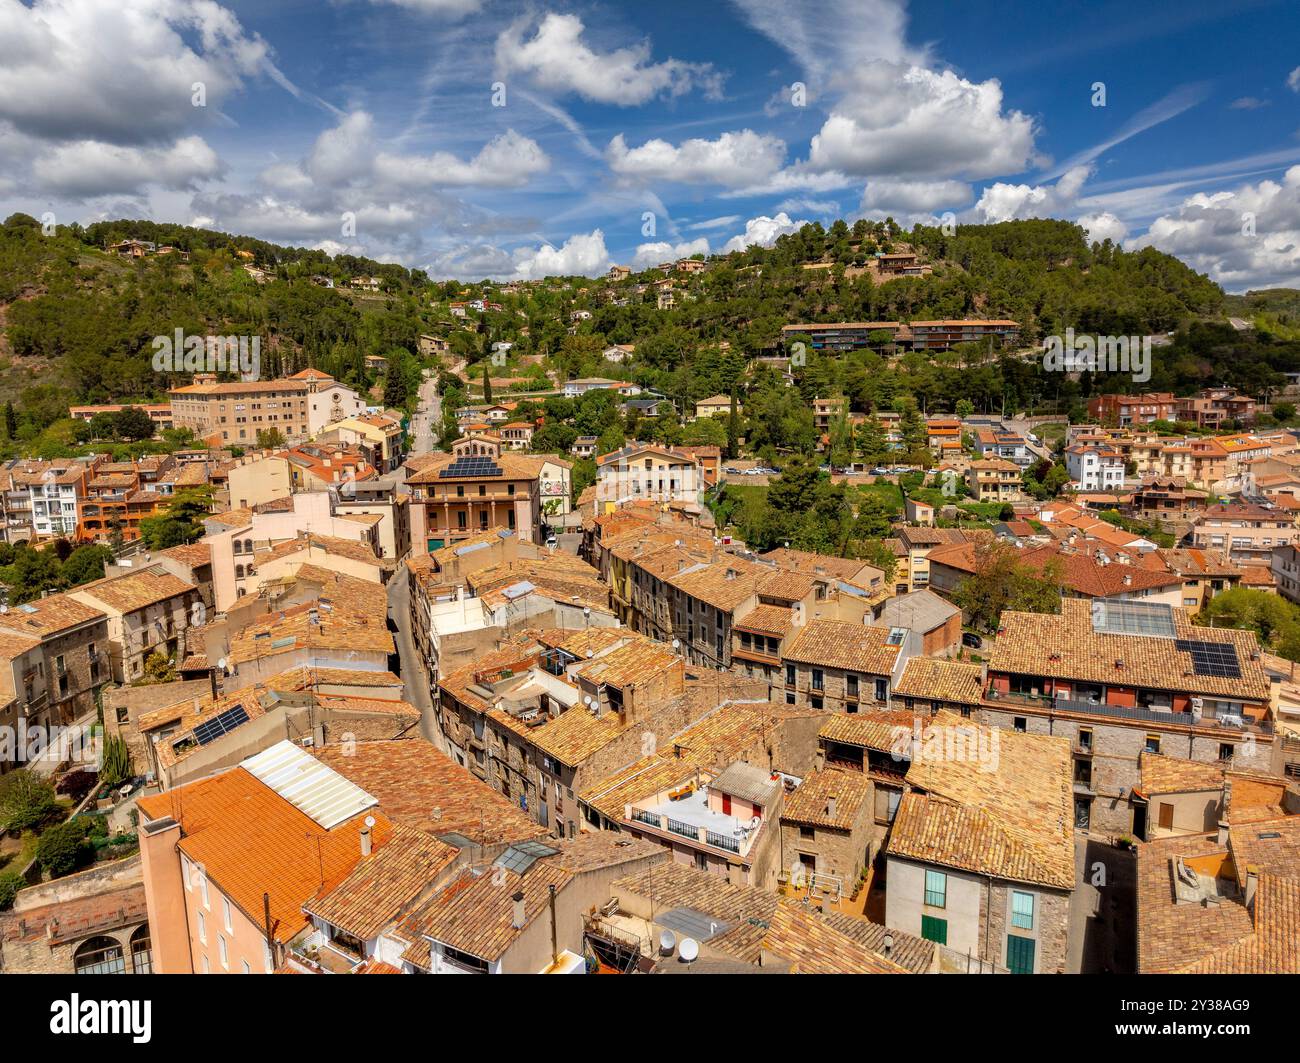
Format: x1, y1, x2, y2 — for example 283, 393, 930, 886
168, 369, 366, 446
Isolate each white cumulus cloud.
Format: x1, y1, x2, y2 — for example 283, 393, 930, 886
512, 229, 610, 279
495, 13, 721, 106
605, 130, 785, 187
722, 213, 808, 253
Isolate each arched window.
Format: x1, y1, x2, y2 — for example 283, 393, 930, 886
129, 925, 152, 974
75, 935, 126, 975
235, 565, 244, 579
232, 540, 242, 555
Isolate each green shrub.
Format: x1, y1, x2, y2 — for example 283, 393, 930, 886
0, 769, 57, 833
34, 822, 90, 878
99, 734, 131, 788
0, 869, 24, 910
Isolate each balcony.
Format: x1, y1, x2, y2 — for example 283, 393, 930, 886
986, 686, 1273, 735
629, 787, 760, 858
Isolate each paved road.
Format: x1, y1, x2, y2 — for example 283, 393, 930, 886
410, 371, 440, 456
385, 565, 445, 752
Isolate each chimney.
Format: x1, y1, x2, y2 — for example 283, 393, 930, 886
511, 890, 526, 929
882, 931, 894, 958
826, 796, 837, 820
1245, 868, 1259, 909
1216, 820, 1229, 846
360, 821, 372, 857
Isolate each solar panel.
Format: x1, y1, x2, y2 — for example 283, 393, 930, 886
1175, 638, 1242, 678
439, 457, 502, 479
192, 704, 250, 746
1091, 600, 1177, 638
493, 840, 559, 875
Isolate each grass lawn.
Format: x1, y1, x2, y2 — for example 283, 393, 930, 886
857, 481, 904, 514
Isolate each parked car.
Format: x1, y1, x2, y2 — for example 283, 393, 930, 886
961, 632, 983, 649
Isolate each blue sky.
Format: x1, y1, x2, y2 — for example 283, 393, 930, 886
2, 0, 1299, 288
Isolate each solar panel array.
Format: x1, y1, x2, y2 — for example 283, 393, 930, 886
493, 840, 559, 875
192, 704, 250, 746
439, 457, 502, 478
1174, 638, 1242, 678
1091, 599, 1177, 638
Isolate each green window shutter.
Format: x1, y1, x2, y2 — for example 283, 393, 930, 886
920, 915, 947, 945
1006, 934, 1035, 974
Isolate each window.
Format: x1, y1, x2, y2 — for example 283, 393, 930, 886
74, 935, 126, 975
223, 898, 232, 933
1013, 716, 1027, 733
924, 870, 947, 908
811, 668, 824, 691
799, 826, 815, 840
1218, 743, 1234, 762
785, 663, 796, 686
1145, 734, 1161, 754
875, 787, 901, 825
197, 910, 207, 944
811, 696, 823, 711
242, 959, 251, 974
846, 674, 858, 697
1006, 934, 1035, 974
874, 678, 888, 701
920, 914, 947, 945
1011, 890, 1035, 929
218, 935, 228, 969
199, 872, 209, 909
1077, 728, 1093, 751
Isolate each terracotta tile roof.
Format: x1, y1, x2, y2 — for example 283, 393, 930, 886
158, 541, 212, 568
1226, 816, 1300, 887
1139, 751, 1226, 795
734, 604, 793, 636
886, 718, 1074, 889
991, 598, 1271, 702
1174, 873, 1300, 973
261, 533, 384, 567
227, 597, 393, 665
314, 739, 546, 847
69, 566, 195, 614
893, 658, 984, 706
302, 823, 458, 940
817, 909, 935, 974
783, 619, 901, 676
668, 557, 767, 611
0, 593, 105, 638
818, 708, 922, 753
0, 629, 42, 663
400, 860, 572, 965
581, 693, 814, 821
1136, 834, 1255, 973
758, 903, 910, 973
610, 861, 908, 973
547, 832, 664, 874
781, 768, 872, 829
572, 639, 680, 690
137, 766, 392, 944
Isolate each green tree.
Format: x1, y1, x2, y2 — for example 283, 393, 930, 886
35, 821, 91, 877
114, 406, 156, 442
0, 769, 56, 832
955, 542, 1064, 634
139, 487, 212, 549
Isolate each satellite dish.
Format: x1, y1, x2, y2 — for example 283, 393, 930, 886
658, 929, 676, 955
364, 815, 376, 828
217, 657, 227, 672
679, 938, 699, 963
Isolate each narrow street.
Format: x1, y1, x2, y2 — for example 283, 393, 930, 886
386, 562, 446, 753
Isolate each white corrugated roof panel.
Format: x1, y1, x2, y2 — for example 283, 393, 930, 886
241, 740, 377, 829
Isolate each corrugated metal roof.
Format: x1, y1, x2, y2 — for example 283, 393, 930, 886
241, 740, 378, 830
